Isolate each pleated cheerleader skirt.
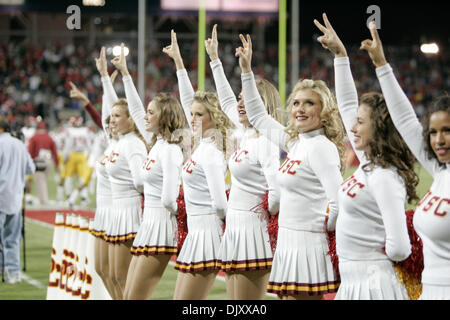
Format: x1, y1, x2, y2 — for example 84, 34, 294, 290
92, 195, 113, 239
419, 284, 450, 300
103, 196, 142, 244
130, 206, 178, 256
335, 258, 409, 300
267, 226, 339, 296
175, 213, 224, 273
217, 208, 273, 272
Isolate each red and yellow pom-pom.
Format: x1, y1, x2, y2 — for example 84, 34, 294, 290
267, 214, 279, 253
326, 228, 340, 279
176, 185, 188, 254
394, 209, 424, 300
250, 191, 279, 253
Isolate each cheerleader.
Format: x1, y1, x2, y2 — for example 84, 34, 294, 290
314, 14, 418, 299
99, 54, 148, 299
68, 67, 119, 299
236, 34, 345, 300
163, 30, 235, 300
205, 25, 281, 300
92, 48, 123, 299
361, 21, 450, 299
111, 44, 187, 300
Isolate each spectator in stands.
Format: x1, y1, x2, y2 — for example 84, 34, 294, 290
0, 118, 35, 284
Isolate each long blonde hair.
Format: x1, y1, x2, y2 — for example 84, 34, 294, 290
192, 91, 235, 160
285, 79, 346, 173
112, 98, 150, 153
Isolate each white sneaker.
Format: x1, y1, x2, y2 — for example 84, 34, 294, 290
4, 270, 22, 284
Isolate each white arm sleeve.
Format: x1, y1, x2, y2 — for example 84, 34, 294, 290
176, 69, 195, 129
334, 57, 365, 162
202, 147, 228, 220
210, 59, 242, 130
258, 136, 281, 215
122, 75, 153, 144
161, 144, 183, 214
124, 139, 147, 193
308, 139, 343, 231
369, 169, 411, 262
241, 71, 288, 151
101, 76, 118, 137
376, 63, 439, 176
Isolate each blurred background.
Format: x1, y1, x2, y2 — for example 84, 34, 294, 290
1, 0, 448, 131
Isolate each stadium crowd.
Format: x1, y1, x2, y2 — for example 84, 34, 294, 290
0, 39, 447, 132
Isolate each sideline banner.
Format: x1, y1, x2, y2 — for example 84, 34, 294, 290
46, 213, 111, 300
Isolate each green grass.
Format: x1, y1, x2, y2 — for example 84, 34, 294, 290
0, 220, 52, 299
1, 164, 433, 300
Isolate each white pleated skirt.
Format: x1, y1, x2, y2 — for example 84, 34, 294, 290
419, 284, 450, 300
335, 258, 409, 300
217, 208, 273, 272
175, 214, 224, 273
92, 196, 113, 239
130, 206, 178, 256
103, 196, 142, 244
267, 227, 339, 296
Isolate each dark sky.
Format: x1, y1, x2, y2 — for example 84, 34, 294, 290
2, 0, 449, 46
287, 0, 450, 45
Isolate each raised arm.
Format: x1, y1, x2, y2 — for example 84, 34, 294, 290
236, 34, 288, 151
361, 22, 438, 175
69, 81, 103, 129
206, 25, 241, 129
96, 46, 119, 137
111, 43, 152, 144
314, 13, 365, 162
163, 30, 194, 128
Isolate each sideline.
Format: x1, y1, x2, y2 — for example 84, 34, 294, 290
20, 218, 52, 289
25, 217, 54, 229
21, 273, 46, 289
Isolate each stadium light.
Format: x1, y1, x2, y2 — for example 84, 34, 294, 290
83, 0, 105, 6
420, 42, 439, 54
112, 45, 129, 57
